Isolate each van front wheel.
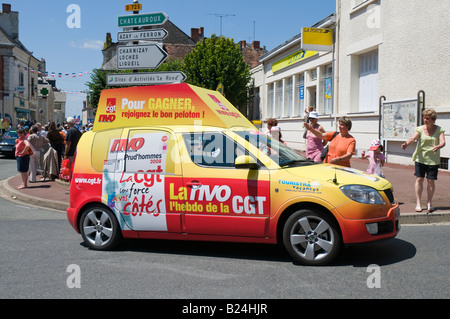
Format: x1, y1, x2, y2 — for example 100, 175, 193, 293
80, 205, 122, 250
283, 209, 341, 266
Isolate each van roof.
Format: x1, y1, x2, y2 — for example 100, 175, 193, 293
93, 83, 256, 132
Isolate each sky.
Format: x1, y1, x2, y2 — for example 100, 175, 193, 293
12, 0, 336, 118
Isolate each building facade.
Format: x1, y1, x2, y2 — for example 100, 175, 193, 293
0, 3, 40, 126
252, 0, 450, 168
0, 3, 65, 127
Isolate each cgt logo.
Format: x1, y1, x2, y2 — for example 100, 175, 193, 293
99, 98, 117, 122
106, 98, 116, 113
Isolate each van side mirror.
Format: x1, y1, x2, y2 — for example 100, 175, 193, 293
234, 155, 258, 169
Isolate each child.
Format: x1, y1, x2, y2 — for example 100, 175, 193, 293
361, 139, 386, 177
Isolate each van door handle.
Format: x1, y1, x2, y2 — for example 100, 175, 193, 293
187, 180, 202, 189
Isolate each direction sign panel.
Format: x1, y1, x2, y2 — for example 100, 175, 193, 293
107, 71, 187, 86
125, 3, 142, 11
301, 27, 333, 52
117, 29, 168, 42
118, 12, 168, 28
117, 44, 168, 69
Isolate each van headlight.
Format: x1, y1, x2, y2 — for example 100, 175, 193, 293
340, 185, 385, 205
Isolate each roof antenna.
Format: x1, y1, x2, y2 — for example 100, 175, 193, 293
333, 166, 338, 184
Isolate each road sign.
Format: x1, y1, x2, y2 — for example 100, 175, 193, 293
118, 12, 168, 28
107, 71, 187, 86
117, 28, 168, 42
301, 27, 333, 52
125, 3, 142, 12
117, 44, 168, 69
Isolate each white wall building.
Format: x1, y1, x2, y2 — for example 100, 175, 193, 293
253, 15, 336, 151
252, 0, 450, 169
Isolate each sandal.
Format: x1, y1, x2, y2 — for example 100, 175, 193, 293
427, 204, 434, 213
17, 185, 27, 190
415, 206, 422, 212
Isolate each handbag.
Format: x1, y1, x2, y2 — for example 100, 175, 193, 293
320, 131, 339, 161
60, 158, 72, 181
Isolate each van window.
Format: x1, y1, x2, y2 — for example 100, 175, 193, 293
182, 132, 247, 168
91, 129, 123, 172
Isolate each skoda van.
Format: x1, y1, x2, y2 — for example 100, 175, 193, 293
67, 83, 399, 265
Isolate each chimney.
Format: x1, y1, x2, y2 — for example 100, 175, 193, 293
2, 3, 11, 13
251, 41, 260, 50
191, 27, 205, 43
0, 3, 18, 40
239, 40, 247, 50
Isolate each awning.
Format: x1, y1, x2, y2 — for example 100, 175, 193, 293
15, 107, 31, 114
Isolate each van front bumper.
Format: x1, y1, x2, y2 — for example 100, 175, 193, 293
339, 204, 400, 244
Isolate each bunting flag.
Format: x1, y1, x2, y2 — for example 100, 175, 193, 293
14, 65, 94, 79
14, 65, 94, 96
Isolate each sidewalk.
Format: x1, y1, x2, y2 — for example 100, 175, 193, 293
1, 158, 449, 224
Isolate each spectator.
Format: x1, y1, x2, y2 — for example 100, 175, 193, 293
303, 106, 315, 139
15, 128, 33, 189
401, 108, 446, 212
305, 111, 327, 162
304, 116, 356, 167
27, 125, 49, 182
361, 139, 385, 177
64, 117, 82, 167
266, 118, 281, 141
36, 122, 47, 137
46, 121, 64, 172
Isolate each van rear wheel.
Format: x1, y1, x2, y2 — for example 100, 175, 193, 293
283, 209, 341, 266
80, 205, 122, 250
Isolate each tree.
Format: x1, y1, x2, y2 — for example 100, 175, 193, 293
85, 68, 108, 111
183, 35, 252, 108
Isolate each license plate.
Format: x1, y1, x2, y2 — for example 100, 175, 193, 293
0, 146, 13, 151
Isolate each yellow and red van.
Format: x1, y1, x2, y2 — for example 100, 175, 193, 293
66, 83, 399, 265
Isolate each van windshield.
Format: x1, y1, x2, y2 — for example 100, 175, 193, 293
234, 131, 315, 167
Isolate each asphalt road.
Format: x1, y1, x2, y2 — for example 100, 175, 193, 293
1, 155, 449, 301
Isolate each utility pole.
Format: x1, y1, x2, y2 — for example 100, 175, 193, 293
208, 13, 235, 36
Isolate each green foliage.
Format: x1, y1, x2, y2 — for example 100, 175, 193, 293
183, 35, 252, 108
85, 68, 108, 111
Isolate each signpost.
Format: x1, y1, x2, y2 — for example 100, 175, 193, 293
118, 12, 168, 28
125, 3, 142, 12
107, 71, 187, 86
113, 5, 185, 85
117, 28, 168, 42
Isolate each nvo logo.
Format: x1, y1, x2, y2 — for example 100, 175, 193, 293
98, 114, 116, 123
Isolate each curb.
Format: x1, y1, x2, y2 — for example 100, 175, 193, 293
399, 211, 450, 225
0, 176, 68, 212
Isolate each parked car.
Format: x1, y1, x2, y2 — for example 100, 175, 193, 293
0, 130, 18, 158
66, 83, 400, 266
